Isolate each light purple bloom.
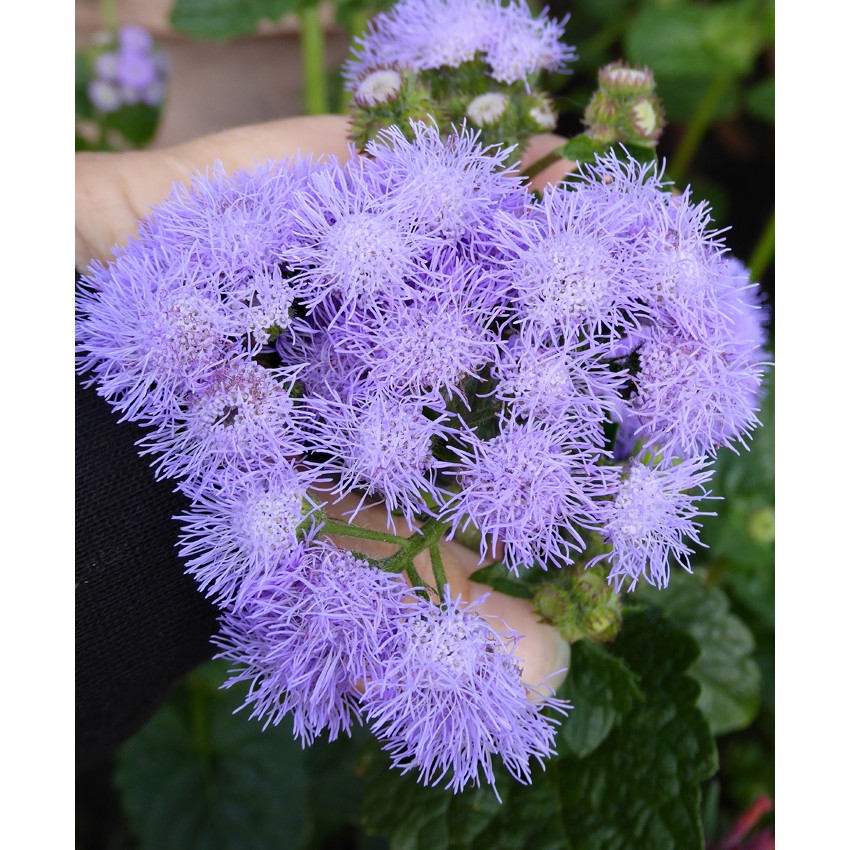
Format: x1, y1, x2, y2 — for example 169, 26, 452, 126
307, 386, 453, 526
628, 322, 765, 457
286, 156, 436, 320
176, 463, 318, 606
87, 25, 169, 111
365, 121, 528, 245
443, 417, 619, 571
335, 292, 501, 400
215, 540, 410, 744
138, 360, 309, 491
345, 0, 574, 87
363, 590, 570, 794
487, 1, 576, 85
493, 329, 625, 426
591, 455, 716, 590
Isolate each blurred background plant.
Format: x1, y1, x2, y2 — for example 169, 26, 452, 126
76, 2, 172, 150
75, 1, 774, 848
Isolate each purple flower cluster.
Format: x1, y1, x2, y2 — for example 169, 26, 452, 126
346, 0, 574, 86
87, 25, 170, 113
76, 121, 767, 792
344, 0, 574, 149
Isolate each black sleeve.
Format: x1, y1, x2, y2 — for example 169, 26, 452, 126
75, 374, 220, 773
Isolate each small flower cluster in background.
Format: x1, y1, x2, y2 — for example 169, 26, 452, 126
345, 0, 573, 151
76, 112, 768, 792
88, 25, 170, 113
76, 25, 170, 151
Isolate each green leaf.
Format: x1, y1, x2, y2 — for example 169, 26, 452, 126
557, 639, 641, 758
170, 0, 302, 40
361, 609, 717, 850
103, 103, 161, 148
746, 78, 775, 123
625, 3, 763, 81
115, 660, 308, 850
468, 563, 534, 599
640, 572, 761, 736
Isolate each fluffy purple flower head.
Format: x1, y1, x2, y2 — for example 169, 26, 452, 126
335, 292, 501, 400
145, 160, 311, 286
363, 590, 570, 794
215, 540, 410, 744
286, 157, 435, 321
76, 259, 234, 425
502, 183, 647, 339
443, 417, 619, 571
345, 0, 574, 87
175, 463, 318, 606
138, 360, 309, 491
493, 329, 626, 426
365, 121, 527, 246
628, 322, 765, 457
307, 386, 453, 526
591, 455, 716, 590
346, 0, 500, 79
487, 1, 576, 85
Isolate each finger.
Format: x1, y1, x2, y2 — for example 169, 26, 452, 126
519, 132, 576, 192
76, 114, 353, 269
322, 497, 570, 692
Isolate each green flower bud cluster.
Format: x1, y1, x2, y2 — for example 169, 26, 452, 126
533, 567, 623, 645
349, 58, 557, 153
349, 67, 447, 151
582, 61, 665, 149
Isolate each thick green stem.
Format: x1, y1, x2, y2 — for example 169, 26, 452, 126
668, 75, 729, 184
321, 518, 407, 547
429, 542, 449, 602
98, 0, 118, 31
747, 209, 775, 282
299, 4, 329, 115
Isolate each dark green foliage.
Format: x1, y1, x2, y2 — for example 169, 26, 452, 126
360, 609, 717, 850
639, 573, 762, 735
115, 661, 308, 850
170, 0, 303, 40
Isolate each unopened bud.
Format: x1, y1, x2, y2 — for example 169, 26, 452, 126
599, 61, 655, 97
466, 92, 510, 127
355, 68, 403, 107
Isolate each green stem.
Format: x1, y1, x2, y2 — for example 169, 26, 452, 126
299, 4, 329, 115
747, 209, 775, 281
668, 75, 729, 184
322, 518, 407, 547
98, 0, 118, 31
429, 542, 448, 602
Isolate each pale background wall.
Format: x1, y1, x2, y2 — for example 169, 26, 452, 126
75, 0, 352, 148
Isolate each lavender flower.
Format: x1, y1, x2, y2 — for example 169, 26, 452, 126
493, 329, 625, 426
286, 156, 436, 320
86, 25, 169, 112
443, 417, 619, 571
628, 322, 765, 457
591, 455, 716, 590
363, 591, 570, 794
176, 464, 318, 606
336, 292, 501, 400
139, 360, 309, 491
486, 0, 575, 85
216, 540, 410, 744
345, 0, 573, 87
364, 121, 527, 247
307, 386, 452, 526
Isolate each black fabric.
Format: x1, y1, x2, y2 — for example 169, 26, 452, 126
75, 374, 219, 773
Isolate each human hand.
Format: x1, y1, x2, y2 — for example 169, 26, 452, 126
75, 114, 575, 690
